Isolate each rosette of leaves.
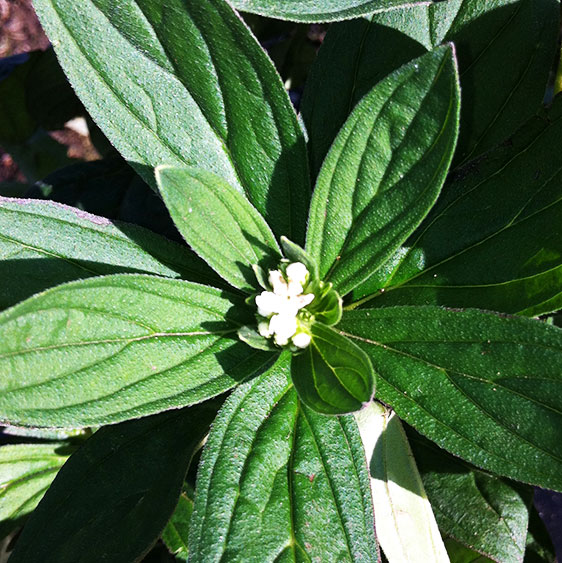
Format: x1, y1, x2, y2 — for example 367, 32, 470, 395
0, 0, 561, 561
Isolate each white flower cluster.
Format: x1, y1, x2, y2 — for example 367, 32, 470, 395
255, 262, 314, 348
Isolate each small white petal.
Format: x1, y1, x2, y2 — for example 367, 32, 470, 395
258, 321, 272, 338
270, 314, 298, 342
286, 262, 308, 285
268, 270, 288, 295
292, 332, 311, 348
295, 293, 314, 309
255, 292, 282, 317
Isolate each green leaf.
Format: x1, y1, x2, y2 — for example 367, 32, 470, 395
230, 0, 433, 23
351, 97, 562, 317
189, 354, 378, 561
0, 196, 221, 310
305, 46, 460, 296
340, 306, 562, 491
302, 0, 558, 174
0, 274, 274, 428
33, 0, 310, 242
0, 443, 74, 540
444, 538, 494, 563
301, 19, 426, 177
524, 503, 556, 563
0, 54, 37, 145
291, 323, 374, 415
161, 484, 193, 562
355, 403, 449, 563
409, 429, 531, 563
9, 403, 217, 563
156, 165, 281, 292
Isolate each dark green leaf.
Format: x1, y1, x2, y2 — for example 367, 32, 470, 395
524, 503, 556, 563
340, 306, 562, 491
302, 0, 558, 174
230, 0, 433, 23
0, 443, 74, 540
352, 97, 562, 317
161, 484, 194, 562
0, 274, 273, 428
301, 19, 426, 176
409, 429, 531, 563
356, 403, 448, 562
291, 323, 374, 415
156, 166, 281, 292
305, 46, 460, 296
189, 354, 377, 561
0, 54, 36, 145
444, 538, 494, 563
0, 196, 220, 310
9, 403, 217, 563
24, 48, 84, 132
33, 0, 310, 242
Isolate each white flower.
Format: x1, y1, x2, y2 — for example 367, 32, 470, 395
270, 314, 298, 346
255, 262, 314, 349
292, 332, 311, 349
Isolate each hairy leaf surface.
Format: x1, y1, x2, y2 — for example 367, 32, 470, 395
352, 99, 562, 317
189, 354, 377, 562
340, 306, 562, 491
230, 0, 432, 23
409, 430, 531, 563
0, 197, 219, 309
306, 46, 460, 296
302, 0, 558, 172
33, 0, 310, 241
0, 274, 273, 427
156, 166, 280, 292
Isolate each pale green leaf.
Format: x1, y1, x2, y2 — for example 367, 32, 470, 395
0, 443, 74, 540
0, 196, 220, 309
230, 0, 432, 23
356, 403, 449, 563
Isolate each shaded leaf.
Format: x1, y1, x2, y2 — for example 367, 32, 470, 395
352, 97, 562, 317
161, 484, 193, 562
409, 429, 531, 563
0, 196, 220, 310
189, 354, 378, 561
0, 274, 273, 428
292, 322, 375, 415
305, 46, 460, 296
156, 166, 280, 292
340, 306, 562, 491
0, 443, 74, 540
302, 0, 558, 173
9, 403, 217, 563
